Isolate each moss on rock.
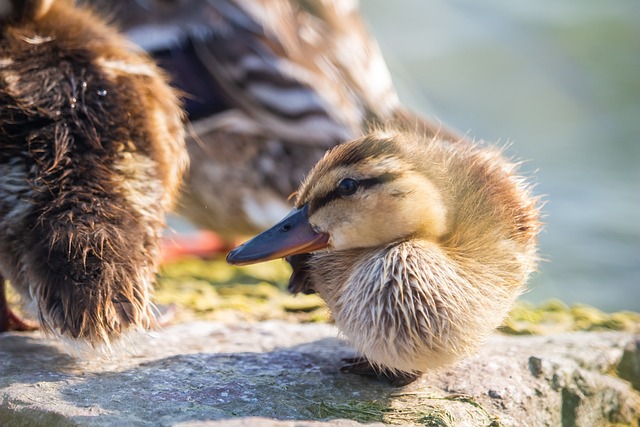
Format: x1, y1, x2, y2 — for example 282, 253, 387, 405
500, 300, 640, 335
156, 256, 329, 323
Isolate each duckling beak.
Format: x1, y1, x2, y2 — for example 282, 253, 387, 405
226, 205, 329, 266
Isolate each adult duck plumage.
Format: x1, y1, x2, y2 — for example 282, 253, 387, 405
91, 0, 460, 238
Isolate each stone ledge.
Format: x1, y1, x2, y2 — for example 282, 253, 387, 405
1, 321, 638, 426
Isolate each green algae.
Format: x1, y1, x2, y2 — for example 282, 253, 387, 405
383, 392, 503, 426
304, 396, 494, 426
500, 299, 640, 335
155, 256, 329, 323
0, 407, 76, 427
307, 400, 390, 423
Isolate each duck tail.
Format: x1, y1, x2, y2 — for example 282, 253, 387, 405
22, 124, 165, 348
0, 0, 55, 25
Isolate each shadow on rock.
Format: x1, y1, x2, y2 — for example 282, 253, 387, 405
56, 337, 395, 425
0, 332, 77, 381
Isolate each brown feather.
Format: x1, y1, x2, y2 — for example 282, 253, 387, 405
0, 0, 187, 349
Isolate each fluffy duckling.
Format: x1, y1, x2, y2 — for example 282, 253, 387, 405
228, 127, 541, 385
88, 0, 460, 238
0, 0, 187, 348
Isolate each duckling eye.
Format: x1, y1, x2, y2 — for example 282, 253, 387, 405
337, 178, 359, 196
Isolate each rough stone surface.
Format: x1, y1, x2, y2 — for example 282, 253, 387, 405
1, 321, 638, 426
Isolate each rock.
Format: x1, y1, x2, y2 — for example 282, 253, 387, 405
1, 321, 638, 426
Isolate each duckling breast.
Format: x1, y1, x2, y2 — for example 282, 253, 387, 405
311, 239, 525, 373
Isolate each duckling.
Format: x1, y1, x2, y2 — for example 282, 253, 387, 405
88, 0, 460, 239
0, 0, 187, 348
228, 127, 541, 385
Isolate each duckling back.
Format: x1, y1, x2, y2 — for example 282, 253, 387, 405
0, 0, 186, 349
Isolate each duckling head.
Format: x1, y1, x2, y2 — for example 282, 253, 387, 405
227, 130, 450, 264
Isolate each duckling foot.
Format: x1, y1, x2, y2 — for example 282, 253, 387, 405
0, 309, 38, 332
340, 357, 420, 387
0, 280, 38, 332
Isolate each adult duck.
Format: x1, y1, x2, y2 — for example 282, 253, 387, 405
90, 0, 460, 238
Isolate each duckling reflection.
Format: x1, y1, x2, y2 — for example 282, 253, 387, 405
228, 127, 541, 385
0, 0, 187, 349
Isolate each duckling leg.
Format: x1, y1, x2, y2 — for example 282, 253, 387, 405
340, 356, 420, 387
0, 278, 38, 332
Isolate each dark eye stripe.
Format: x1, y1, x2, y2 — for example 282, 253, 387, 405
358, 172, 397, 188
309, 172, 398, 213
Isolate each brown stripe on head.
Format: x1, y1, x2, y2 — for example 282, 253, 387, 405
325, 131, 404, 168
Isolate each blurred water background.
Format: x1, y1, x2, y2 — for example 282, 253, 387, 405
166, 0, 639, 312
359, 0, 639, 311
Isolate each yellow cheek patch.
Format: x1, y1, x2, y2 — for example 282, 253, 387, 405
398, 173, 449, 239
